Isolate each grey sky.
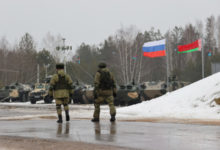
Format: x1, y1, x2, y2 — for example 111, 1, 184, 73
0, 0, 220, 51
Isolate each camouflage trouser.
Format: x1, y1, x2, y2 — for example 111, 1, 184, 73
93, 95, 116, 119
55, 98, 69, 116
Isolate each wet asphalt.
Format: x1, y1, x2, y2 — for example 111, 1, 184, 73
0, 119, 220, 150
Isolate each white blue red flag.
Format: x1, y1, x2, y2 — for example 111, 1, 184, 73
142, 39, 166, 58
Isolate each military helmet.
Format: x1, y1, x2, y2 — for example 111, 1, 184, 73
98, 62, 107, 68
56, 63, 64, 69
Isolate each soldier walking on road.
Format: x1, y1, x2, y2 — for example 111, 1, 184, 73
91, 62, 117, 122
49, 63, 74, 123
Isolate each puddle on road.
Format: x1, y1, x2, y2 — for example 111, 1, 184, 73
1, 120, 220, 150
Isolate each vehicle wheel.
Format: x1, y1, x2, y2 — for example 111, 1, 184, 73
114, 99, 119, 106
82, 94, 89, 104
25, 93, 29, 102
140, 94, 150, 101
44, 95, 52, 104
120, 101, 126, 106
3, 97, 10, 102
31, 99, 36, 104
21, 94, 26, 102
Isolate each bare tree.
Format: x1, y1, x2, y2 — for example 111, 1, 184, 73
205, 15, 216, 54
216, 15, 220, 52
113, 26, 140, 84
16, 33, 37, 83
42, 32, 63, 63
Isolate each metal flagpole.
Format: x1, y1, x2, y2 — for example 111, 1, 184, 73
166, 40, 170, 92
201, 38, 204, 78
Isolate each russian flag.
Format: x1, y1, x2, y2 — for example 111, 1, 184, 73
142, 39, 166, 58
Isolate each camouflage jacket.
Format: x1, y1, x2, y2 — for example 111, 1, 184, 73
49, 70, 74, 99
94, 68, 116, 96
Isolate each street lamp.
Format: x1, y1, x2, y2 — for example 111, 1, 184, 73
56, 38, 72, 73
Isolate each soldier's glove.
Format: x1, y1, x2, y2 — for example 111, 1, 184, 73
113, 92, 117, 98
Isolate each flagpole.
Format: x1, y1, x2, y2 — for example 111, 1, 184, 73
201, 38, 204, 78
166, 41, 169, 92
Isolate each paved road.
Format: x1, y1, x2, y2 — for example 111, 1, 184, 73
0, 119, 220, 150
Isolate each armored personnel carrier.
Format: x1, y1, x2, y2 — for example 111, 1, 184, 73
167, 75, 190, 92
0, 83, 31, 102
81, 84, 94, 104
114, 84, 140, 106
70, 81, 85, 104
0, 86, 10, 102
138, 81, 167, 101
70, 82, 95, 104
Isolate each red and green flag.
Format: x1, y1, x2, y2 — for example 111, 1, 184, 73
178, 39, 202, 53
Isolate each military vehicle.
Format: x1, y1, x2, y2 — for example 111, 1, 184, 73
29, 83, 53, 104
138, 78, 190, 101
0, 86, 10, 102
138, 81, 167, 101
81, 84, 94, 104
0, 83, 31, 102
114, 84, 141, 106
167, 75, 190, 92
167, 81, 190, 92
70, 81, 88, 104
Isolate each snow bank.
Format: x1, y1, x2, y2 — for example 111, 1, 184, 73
115, 72, 220, 120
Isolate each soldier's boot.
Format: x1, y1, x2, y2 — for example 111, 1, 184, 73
57, 115, 63, 123
65, 110, 70, 121
91, 118, 99, 122
110, 115, 116, 122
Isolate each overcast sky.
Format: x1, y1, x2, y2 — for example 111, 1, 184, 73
0, 0, 220, 51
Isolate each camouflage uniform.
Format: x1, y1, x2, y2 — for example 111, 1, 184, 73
92, 63, 117, 122
49, 64, 73, 123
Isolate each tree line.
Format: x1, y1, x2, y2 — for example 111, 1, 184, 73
0, 15, 220, 87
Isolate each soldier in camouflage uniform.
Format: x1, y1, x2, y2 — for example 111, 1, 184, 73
91, 62, 117, 122
49, 63, 74, 123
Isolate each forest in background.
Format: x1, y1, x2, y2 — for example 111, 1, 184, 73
1, 15, 220, 87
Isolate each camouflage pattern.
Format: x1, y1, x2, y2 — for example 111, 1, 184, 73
93, 67, 117, 119
93, 95, 116, 119
49, 70, 74, 99
94, 68, 117, 97
56, 98, 69, 115
49, 69, 73, 118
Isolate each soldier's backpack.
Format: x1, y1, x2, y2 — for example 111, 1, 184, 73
98, 70, 113, 90
54, 74, 69, 90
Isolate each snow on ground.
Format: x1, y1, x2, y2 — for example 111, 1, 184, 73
114, 72, 220, 120
1, 73, 220, 121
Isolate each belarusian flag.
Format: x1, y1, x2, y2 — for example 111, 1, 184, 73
178, 39, 202, 53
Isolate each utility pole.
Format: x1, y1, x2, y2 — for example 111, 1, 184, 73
56, 38, 72, 73
37, 64, 40, 83
44, 64, 50, 78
